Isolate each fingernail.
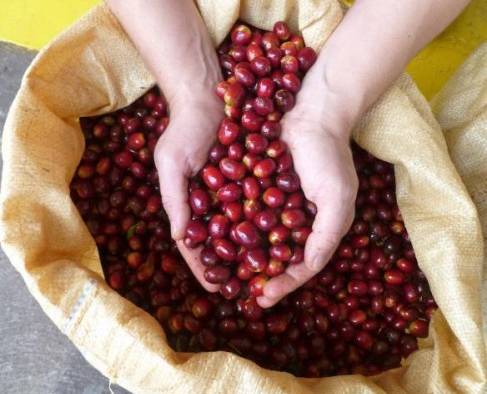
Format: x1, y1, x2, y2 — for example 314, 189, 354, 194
263, 282, 277, 299
171, 225, 184, 241
257, 296, 273, 309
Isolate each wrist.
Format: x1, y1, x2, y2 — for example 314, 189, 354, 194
161, 65, 220, 109
170, 87, 221, 115
155, 37, 222, 113
295, 46, 376, 140
293, 70, 362, 141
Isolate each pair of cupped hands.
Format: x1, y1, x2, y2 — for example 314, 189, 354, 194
154, 54, 358, 308
108, 0, 468, 308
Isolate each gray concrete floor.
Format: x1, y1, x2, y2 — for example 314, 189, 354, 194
0, 42, 129, 394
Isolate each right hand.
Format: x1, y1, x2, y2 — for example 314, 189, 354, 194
257, 115, 358, 307
154, 96, 223, 292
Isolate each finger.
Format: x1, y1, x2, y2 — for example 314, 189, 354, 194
304, 195, 353, 271
157, 162, 190, 240
176, 240, 220, 293
257, 262, 316, 308
257, 196, 353, 308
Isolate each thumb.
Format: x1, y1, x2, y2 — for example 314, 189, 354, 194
304, 198, 350, 271
157, 162, 190, 240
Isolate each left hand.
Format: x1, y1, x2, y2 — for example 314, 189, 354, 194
154, 96, 223, 292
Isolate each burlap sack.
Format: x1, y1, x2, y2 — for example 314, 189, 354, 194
431, 43, 487, 348
1, 1, 486, 393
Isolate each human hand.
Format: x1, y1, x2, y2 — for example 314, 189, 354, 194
110, 0, 468, 302
255, 0, 468, 307
107, 0, 225, 290
257, 100, 358, 308
154, 96, 223, 292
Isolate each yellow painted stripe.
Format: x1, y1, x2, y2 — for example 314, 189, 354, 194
0, 0, 100, 50
407, 0, 487, 99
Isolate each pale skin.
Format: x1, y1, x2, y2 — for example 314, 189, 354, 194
108, 0, 470, 306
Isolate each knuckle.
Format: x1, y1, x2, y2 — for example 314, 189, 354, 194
281, 123, 299, 143
309, 262, 324, 275
160, 191, 173, 206
159, 183, 181, 207
154, 134, 169, 156
326, 178, 357, 208
155, 150, 179, 175
324, 231, 343, 250
161, 187, 185, 210
349, 174, 359, 195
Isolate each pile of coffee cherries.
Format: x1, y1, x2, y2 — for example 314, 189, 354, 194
71, 21, 437, 378
184, 21, 318, 307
